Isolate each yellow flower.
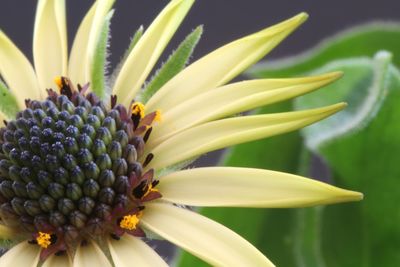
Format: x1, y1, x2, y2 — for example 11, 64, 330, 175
0, 0, 362, 266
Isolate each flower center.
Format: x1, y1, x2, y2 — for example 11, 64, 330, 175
0, 77, 161, 259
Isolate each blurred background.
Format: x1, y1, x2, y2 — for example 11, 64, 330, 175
0, 0, 399, 66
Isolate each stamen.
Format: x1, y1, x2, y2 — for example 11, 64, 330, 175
119, 214, 141, 230
143, 127, 153, 143
131, 102, 145, 129
154, 110, 162, 122
54, 76, 73, 98
131, 102, 145, 119
111, 95, 117, 109
54, 76, 63, 89
143, 183, 159, 198
36, 232, 52, 248
143, 153, 154, 167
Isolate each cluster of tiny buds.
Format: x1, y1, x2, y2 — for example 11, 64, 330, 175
0, 77, 161, 259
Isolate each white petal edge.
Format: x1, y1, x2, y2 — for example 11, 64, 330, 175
0, 241, 40, 267
145, 13, 308, 112
108, 235, 168, 267
113, 0, 194, 107
146, 103, 346, 170
141, 202, 274, 267
148, 72, 342, 147
68, 0, 115, 85
33, 0, 68, 92
0, 31, 41, 107
73, 241, 112, 267
158, 167, 363, 207
43, 254, 72, 267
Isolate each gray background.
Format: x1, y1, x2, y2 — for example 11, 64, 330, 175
0, 0, 398, 67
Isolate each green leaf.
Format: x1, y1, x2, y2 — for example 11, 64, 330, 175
0, 80, 19, 119
176, 101, 303, 267
296, 51, 400, 266
296, 52, 389, 150
248, 22, 400, 78
91, 10, 114, 100
176, 23, 400, 267
140, 26, 203, 103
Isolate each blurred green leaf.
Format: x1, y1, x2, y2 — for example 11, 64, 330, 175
248, 22, 400, 78
296, 52, 389, 150
295, 51, 400, 266
0, 79, 19, 119
176, 101, 303, 267
176, 23, 400, 267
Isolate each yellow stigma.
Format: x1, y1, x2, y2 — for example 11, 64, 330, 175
54, 76, 63, 89
131, 102, 145, 119
154, 110, 162, 122
36, 232, 51, 248
120, 214, 140, 230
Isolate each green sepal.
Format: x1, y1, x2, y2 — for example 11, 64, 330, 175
140, 26, 203, 103
127, 26, 144, 54
91, 10, 114, 100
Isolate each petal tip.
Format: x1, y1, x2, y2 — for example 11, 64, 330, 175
297, 12, 309, 22
331, 102, 348, 111
336, 190, 364, 203
326, 71, 344, 80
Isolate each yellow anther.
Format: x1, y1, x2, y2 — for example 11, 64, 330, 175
154, 110, 162, 122
36, 232, 52, 248
131, 102, 145, 119
54, 76, 63, 89
120, 214, 141, 230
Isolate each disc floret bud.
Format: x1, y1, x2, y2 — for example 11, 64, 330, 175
0, 77, 161, 259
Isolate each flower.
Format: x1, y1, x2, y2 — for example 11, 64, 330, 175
0, 0, 363, 266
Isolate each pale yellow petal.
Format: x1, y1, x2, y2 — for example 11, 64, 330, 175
145, 13, 308, 112
149, 72, 342, 147
68, 0, 115, 85
34, 0, 67, 92
141, 202, 275, 267
0, 241, 40, 267
108, 235, 168, 267
0, 31, 41, 107
113, 0, 194, 107
73, 241, 112, 267
0, 225, 16, 240
43, 254, 72, 267
68, 2, 96, 85
146, 103, 346, 170
159, 167, 363, 207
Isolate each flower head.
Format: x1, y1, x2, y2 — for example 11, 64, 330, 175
0, 0, 362, 266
